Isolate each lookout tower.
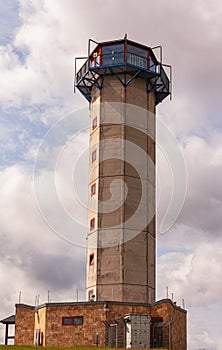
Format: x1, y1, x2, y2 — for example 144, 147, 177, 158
75, 37, 171, 303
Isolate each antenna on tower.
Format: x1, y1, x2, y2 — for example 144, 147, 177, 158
182, 298, 185, 309
124, 33, 127, 40
18, 291, 21, 303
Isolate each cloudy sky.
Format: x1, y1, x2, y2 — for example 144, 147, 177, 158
1, 0, 222, 349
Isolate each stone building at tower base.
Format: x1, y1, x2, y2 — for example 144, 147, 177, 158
14, 298, 186, 349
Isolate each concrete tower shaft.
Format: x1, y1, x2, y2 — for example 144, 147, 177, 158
75, 38, 171, 303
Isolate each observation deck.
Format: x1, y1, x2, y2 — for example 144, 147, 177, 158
75, 38, 172, 105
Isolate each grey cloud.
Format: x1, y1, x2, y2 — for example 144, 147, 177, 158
26, 251, 85, 290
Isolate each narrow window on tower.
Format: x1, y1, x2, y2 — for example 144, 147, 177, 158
89, 253, 94, 266
92, 150, 97, 163
91, 183, 96, 196
92, 117, 97, 130
88, 290, 95, 301
90, 218, 95, 231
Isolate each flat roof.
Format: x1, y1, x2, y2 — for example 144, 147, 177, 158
0, 315, 15, 324
90, 38, 158, 62
15, 298, 186, 313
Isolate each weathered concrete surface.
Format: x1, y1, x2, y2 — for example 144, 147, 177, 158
87, 75, 156, 303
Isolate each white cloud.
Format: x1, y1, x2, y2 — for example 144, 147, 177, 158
0, 165, 86, 343
157, 129, 222, 235
0, 0, 86, 112
156, 127, 222, 349
157, 235, 222, 350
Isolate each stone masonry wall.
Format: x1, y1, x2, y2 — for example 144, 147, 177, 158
44, 303, 107, 347
15, 300, 186, 350
150, 302, 187, 350
14, 304, 35, 345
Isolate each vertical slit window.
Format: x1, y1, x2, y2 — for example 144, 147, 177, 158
92, 150, 97, 163
90, 218, 95, 231
89, 253, 94, 266
91, 183, 96, 196
92, 117, 97, 130
88, 290, 95, 301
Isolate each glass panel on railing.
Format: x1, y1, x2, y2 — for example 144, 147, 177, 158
127, 44, 147, 58
127, 44, 147, 69
90, 59, 95, 68
126, 53, 147, 69
96, 55, 100, 66
150, 57, 156, 73
102, 44, 124, 65
160, 66, 169, 89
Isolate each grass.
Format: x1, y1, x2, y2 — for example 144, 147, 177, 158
1, 347, 110, 350
0, 345, 168, 350
0, 347, 170, 350
0, 347, 122, 350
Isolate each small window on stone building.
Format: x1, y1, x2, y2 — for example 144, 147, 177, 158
62, 317, 73, 325
62, 316, 83, 326
89, 253, 94, 266
74, 316, 83, 325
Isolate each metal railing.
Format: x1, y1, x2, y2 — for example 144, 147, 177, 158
76, 51, 161, 82
17, 289, 87, 306
75, 50, 171, 100
126, 52, 148, 70
76, 58, 90, 83
160, 65, 169, 90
